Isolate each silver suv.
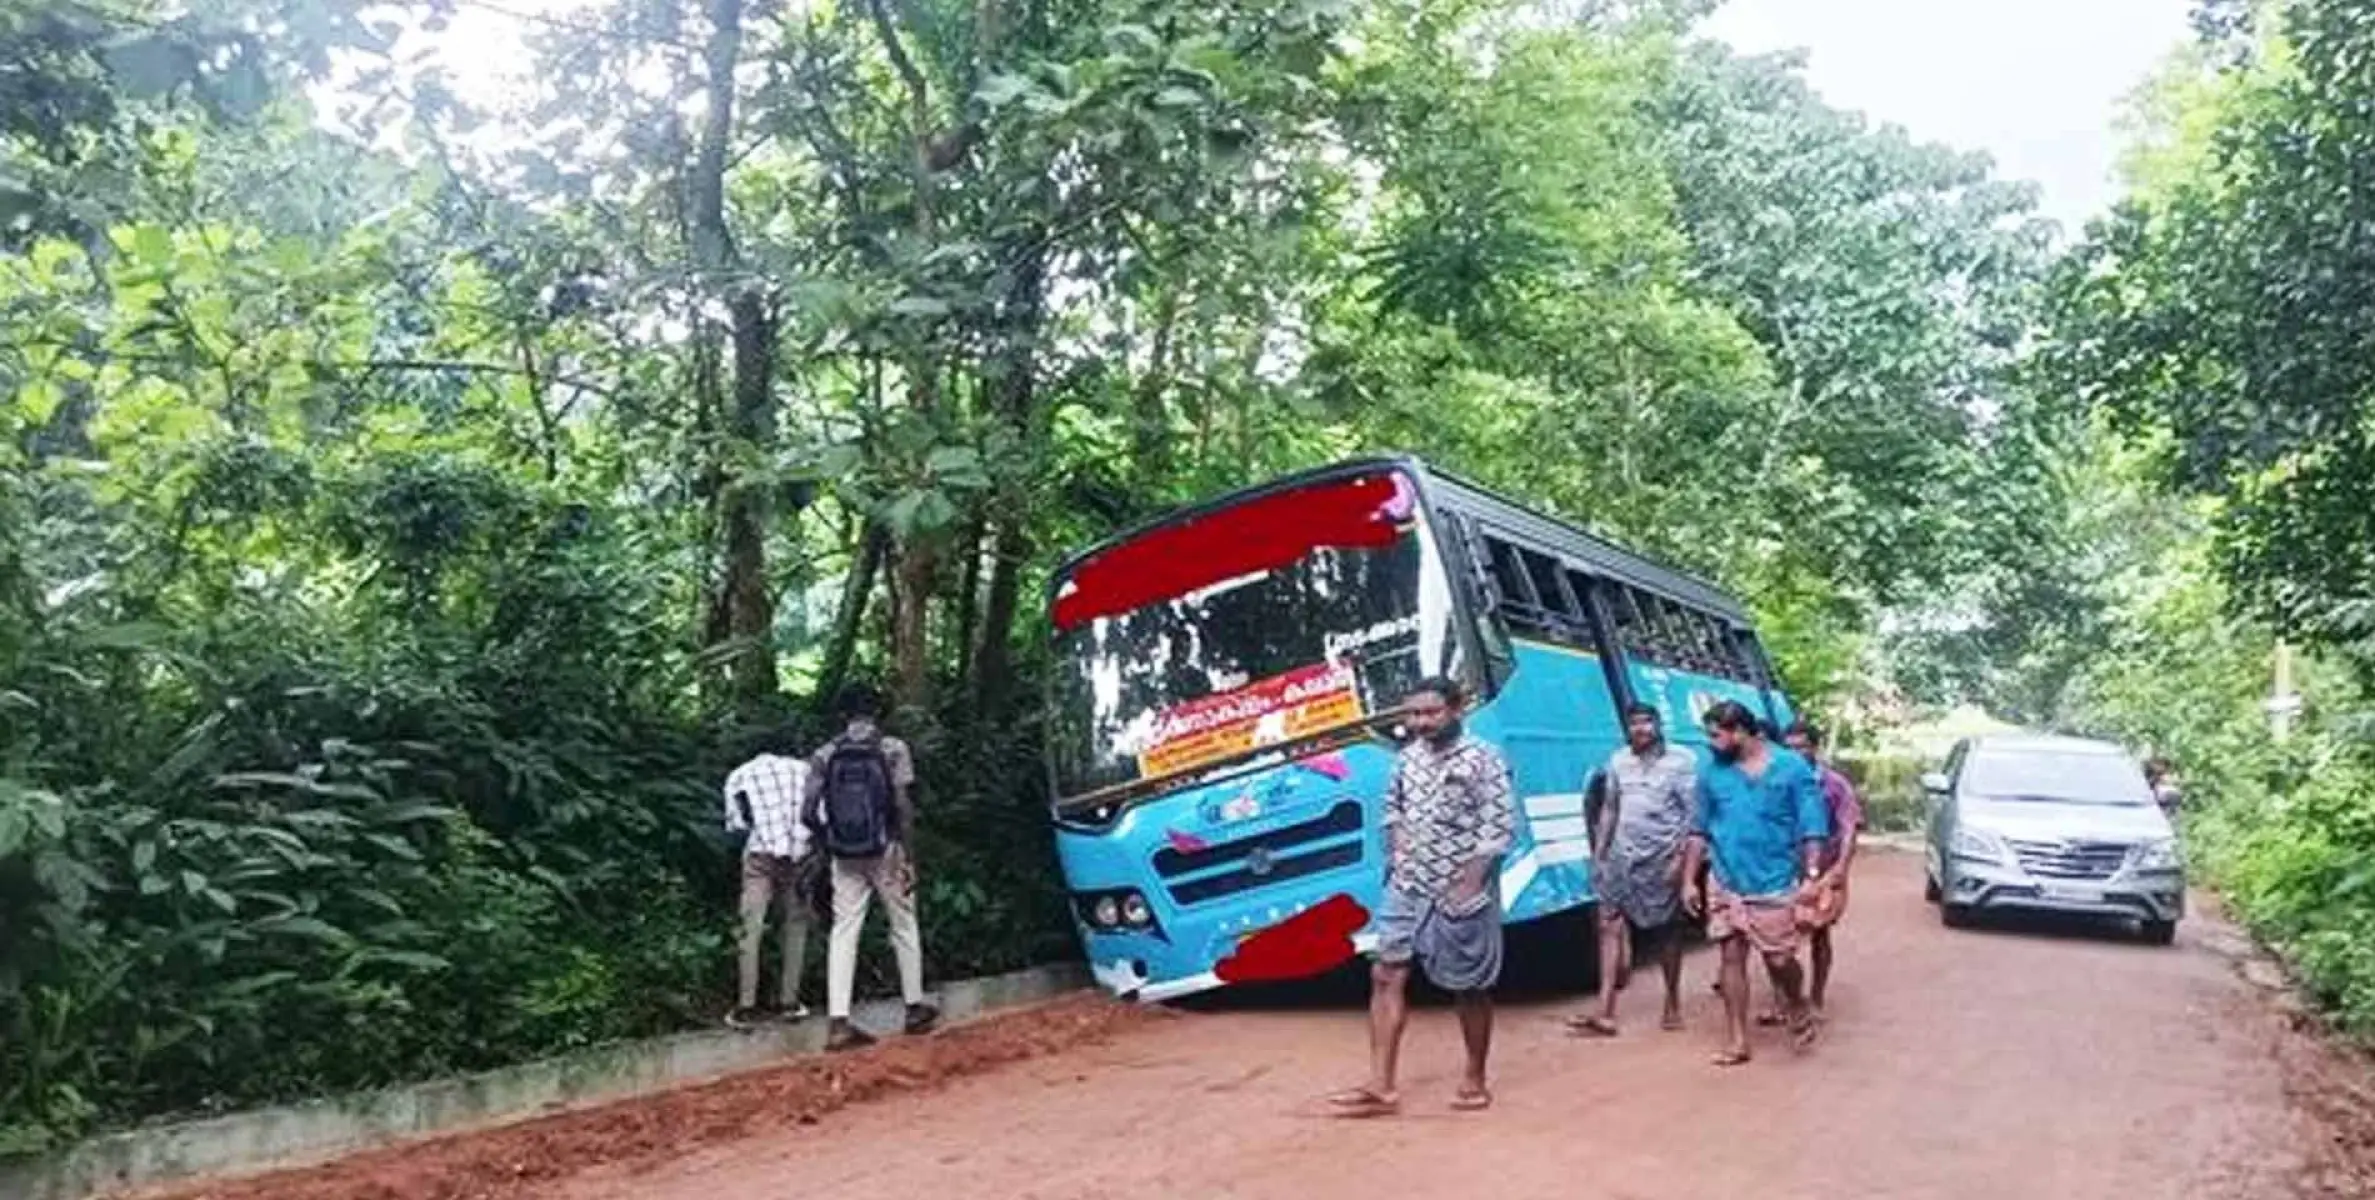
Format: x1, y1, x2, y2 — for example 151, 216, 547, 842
1922, 733, 2185, 944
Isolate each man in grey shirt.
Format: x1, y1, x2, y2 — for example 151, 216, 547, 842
1570, 702, 1697, 1038
802, 683, 937, 1051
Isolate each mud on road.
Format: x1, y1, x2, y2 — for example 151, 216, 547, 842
144, 850, 2375, 1200
146, 997, 1170, 1200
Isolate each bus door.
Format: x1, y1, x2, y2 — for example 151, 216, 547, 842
1466, 529, 1619, 920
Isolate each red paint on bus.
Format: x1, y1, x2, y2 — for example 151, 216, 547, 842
1052, 473, 1411, 631
1213, 893, 1369, 984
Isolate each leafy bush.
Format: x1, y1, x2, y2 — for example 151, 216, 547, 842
0, 455, 1073, 1156
2177, 735, 2375, 1036
1836, 753, 1927, 834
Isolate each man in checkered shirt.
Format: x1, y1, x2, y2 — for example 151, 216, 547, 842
722, 731, 816, 1028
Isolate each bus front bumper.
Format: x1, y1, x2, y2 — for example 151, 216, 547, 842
1100, 931, 1383, 1003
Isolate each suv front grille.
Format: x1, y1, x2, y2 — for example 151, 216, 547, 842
2009, 838, 2129, 881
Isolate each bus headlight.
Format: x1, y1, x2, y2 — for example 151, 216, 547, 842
1077, 889, 1159, 933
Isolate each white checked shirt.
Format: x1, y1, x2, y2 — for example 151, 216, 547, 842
723, 753, 811, 860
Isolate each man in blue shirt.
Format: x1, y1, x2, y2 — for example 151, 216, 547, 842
1681, 700, 1831, 1066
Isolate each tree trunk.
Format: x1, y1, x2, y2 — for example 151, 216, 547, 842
816, 520, 887, 714
972, 516, 1031, 714
950, 515, 986, 689
890, 544, 937, 717
722, 288, 778, 707
973, 233, 1048, 715
1131, 286, 1180, 488
865, 0, 953, 721
688, 0, 779, 712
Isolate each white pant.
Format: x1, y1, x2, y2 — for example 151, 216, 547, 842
826, 845, 926, 1018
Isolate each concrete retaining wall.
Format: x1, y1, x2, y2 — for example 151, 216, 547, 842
1, 962, 1090, 1200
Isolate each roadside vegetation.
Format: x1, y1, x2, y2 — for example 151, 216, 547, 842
2011, 0, 2375, 1038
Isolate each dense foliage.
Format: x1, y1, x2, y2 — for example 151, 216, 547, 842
3, 0, 2057, 1152
2015, 0, 2375, 1036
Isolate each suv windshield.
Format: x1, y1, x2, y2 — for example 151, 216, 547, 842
1962, 749, 2152, 806
1046, 471, 1462, 802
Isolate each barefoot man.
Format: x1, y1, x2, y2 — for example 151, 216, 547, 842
1681, 700, 1831, 1065
1569, 702, 1696, 1038
1331, 676, 1515, 1117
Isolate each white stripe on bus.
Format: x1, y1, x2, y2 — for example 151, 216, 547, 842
1523, 792, 1586, 819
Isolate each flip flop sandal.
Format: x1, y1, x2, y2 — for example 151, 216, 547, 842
1660, 1012, 1686, 1032
1754, 1012, 1788, 1028
1566, 1016, 1620, 1038
1326, 1087, 1400, 1118
1710, 1049, 1753, 1068
1789, 1009, 1822, 1052
1451, 1086, 1493, 1111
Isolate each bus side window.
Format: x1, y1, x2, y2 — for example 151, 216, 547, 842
1714, 621, 1753, 683
1486, 537, 1535, 612
1562, 566, 1619, 655
1440, 513, 1515, 697
1610, 586, 1649, 659
1673, 602, 1714, 673
1688, 609, 1728, 676
1735, 627, 1778, 691
1671, 600, 1707, 672
1520, 548, 1590, 646
1641, 593, 1685, 668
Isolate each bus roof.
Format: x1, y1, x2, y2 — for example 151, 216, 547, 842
1047, 453, 1752, 626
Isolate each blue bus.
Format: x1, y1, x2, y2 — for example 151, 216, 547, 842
1044, 455, 1796, 1001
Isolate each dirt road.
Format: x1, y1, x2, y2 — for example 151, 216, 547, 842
165, 848, 2368, 1200
547, 849, 2332, 1200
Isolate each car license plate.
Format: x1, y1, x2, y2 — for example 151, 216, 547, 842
2040, 882, 2103, 904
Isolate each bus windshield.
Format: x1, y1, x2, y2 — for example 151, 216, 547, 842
1047, 471, 1463, 803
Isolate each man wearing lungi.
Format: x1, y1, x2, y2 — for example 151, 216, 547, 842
1330, 676, 1516, 1117
1681, 700, 1831, 1065
1781, 719, 1860, 1019
1569, 702, 1697, 1038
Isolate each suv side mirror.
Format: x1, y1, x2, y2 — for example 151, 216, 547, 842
1921, 772, 1950, 796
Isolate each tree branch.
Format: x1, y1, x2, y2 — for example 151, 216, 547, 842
864, 0, 932, 120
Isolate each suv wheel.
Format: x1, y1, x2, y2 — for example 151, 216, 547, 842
2140, 919, 2177, 946
1941, 902, 1975, 930
1924, 874, 1941, 905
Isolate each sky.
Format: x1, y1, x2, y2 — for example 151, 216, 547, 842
1702, 0, 2198, 233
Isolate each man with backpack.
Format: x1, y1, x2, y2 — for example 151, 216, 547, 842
804, 683, 937, 1051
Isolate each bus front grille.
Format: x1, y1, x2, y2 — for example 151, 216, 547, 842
1153, 800, 1365, 906
1169, 842, 1365, 905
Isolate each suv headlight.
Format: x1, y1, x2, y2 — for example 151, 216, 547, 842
1950, 826, 2010, 864
2128, 839, 2183, 872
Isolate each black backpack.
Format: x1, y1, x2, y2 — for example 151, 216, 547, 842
816, 739, 896, 859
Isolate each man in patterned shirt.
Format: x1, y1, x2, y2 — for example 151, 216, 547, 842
722, 729, 816, 1029
1329, 676, 1516, 1118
